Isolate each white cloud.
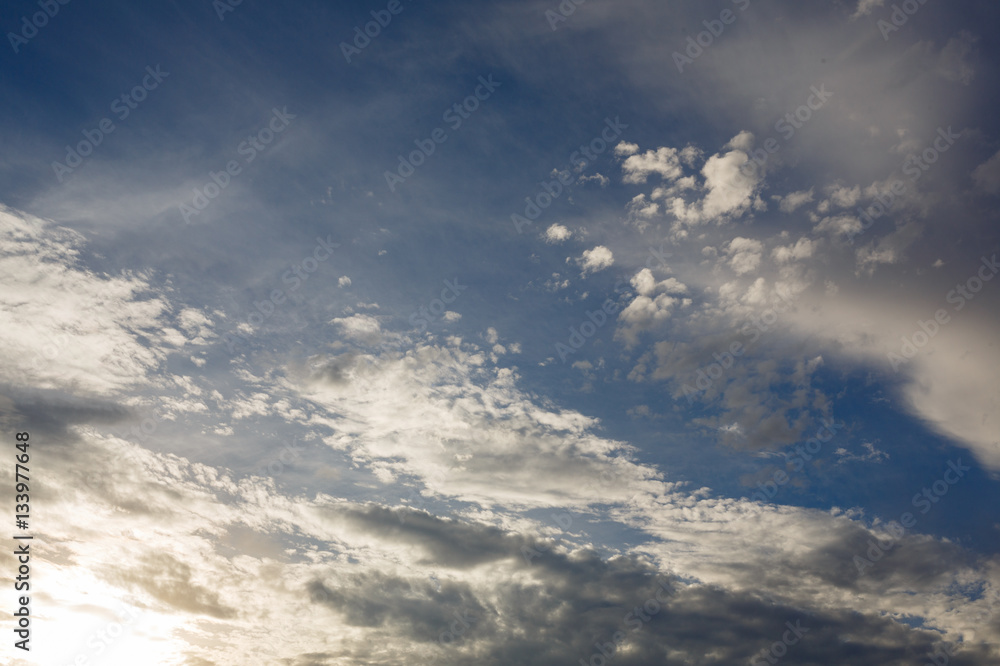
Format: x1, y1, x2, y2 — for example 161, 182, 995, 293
972, 149, 1000, 194
772, 237, 817, 264
725, 130, 754, 152
835, 441, 890, 464
544, 224, 572, 243
614, 141, 639, 157
700, 149, 761, 222
679, 145, 703, 166
329, 314, 382, 344
578, 246, 614, 275
338, 276, 352, 287
621, 147, 683, 184
813, 214, 862, 239
615, 269, 689, 348
578, 172, 609, 186
616, 135, 763, 235
626, 193, 659, 222
0, 206, 171, 395
828, 184, 861, 208
725, 237, 764, 275
776, 189, 814, 213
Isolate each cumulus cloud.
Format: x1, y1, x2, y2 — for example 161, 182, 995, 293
776, 188, 814, 213
632, 135, 765, 233
544, 223, 572, 243
615, 269, 689, 348
330, 313, 383, 344
725, 237, 764, 275
578, 245, 615, 275
772, 237, 817, 264
614, 141, 639, 157
699, 149, 763, 221
621, 147, 683, 184
725, 130, 754, 152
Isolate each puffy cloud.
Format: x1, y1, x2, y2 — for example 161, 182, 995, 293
725, 130, 754, 152
699, 148, 762, 222
725, 237, 764, 275
616, 134, 764, 236
544, 223, 571, 243
772, 237, 817, 264
329, 313, 383, 344
827, 184, 862, 208
615, 269, 688, 348
614, 141, 639, 157
776, 188, 815, 213
813, 214, 862, 239
578, 245, 615, 275
621, 147, 683, 184
626, 193, 659, 225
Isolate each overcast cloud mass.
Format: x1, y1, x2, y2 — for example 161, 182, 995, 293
2, 0, 1000, 664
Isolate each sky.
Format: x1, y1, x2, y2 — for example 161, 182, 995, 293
1, 0, 1000, 664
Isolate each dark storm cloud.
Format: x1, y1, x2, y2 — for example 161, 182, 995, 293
337, 504, 536, 568
304, 508, 990, 665
0, 385, 132, 440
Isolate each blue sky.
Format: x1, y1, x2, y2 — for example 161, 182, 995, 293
2, 0, 1000, 664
